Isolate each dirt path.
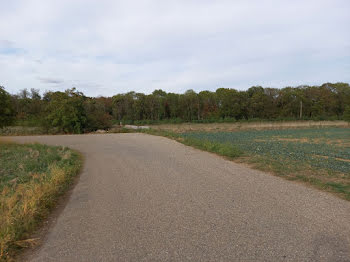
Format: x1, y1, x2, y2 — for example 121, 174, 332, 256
8, 133, 350, 261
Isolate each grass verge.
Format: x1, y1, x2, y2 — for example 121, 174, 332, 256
139, 129, 243, 159
241, 155, 350, 200
140, 128, 350, 201
0, 141, 82, 261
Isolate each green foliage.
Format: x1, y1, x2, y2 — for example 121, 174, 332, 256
44, 89, 87, 134
344, 106, 350, 122
84, 98, 112, 131
0, 86, 15, 128
110, 82, 350, 123
4, 82, 350, 133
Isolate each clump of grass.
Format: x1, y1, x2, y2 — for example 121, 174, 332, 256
0, 142, 82, 261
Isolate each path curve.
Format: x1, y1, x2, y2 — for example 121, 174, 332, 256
8, 133, 350, 261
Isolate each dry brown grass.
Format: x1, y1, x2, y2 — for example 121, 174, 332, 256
0, 168, 65, 258
151, 120, 348, 133
0, 143, 82, 261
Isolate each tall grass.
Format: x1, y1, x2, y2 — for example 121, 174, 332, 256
0, 142, 82, 261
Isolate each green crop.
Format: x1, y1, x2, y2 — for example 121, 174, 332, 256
182, 128, 350, 174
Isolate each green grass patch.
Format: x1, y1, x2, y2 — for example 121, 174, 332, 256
0, 141, 82, 261
140, 129, 243, 159
182, 137, 243, 159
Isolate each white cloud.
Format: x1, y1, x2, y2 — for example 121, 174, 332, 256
0, 0, 349, 96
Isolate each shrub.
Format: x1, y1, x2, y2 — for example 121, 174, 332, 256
0, 86, 15, 128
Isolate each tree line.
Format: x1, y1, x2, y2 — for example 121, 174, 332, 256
1, 82, 350, 133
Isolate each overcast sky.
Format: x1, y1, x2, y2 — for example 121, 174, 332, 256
0, 0, 349, 97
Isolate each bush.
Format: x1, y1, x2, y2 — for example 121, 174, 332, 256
0, 86, 15, 128
44, 89, 86, 134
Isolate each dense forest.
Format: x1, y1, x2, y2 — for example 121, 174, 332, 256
1, 82, 350, 133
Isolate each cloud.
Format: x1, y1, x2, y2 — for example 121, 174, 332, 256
37, 77, 64, 85
0, 0, 349, 96
0, 40, 14, 48
0, 39, 25, 55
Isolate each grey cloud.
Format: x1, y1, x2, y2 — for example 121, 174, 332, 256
0, 40, 14, 48
0, 0, 349, 96
37, 77, 64, 84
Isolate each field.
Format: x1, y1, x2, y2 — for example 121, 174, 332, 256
0, 141, 82, 261
179, 128, 350, 200
152, 120, 348, 133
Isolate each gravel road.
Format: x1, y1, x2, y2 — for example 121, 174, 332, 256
8, 133, 350, 261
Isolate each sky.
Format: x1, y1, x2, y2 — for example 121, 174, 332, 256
0, 0, 349, 97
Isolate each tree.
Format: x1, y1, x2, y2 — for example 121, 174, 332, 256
0, 86, 15, 128
2, 81, 349, 129
198, 91, 218, 119
84, 98, 112, 131
344, 106, 350, 123
44, 88, 87, 133
247, 86, 268, 118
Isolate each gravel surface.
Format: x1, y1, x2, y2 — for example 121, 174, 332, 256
8, 133, 350, 262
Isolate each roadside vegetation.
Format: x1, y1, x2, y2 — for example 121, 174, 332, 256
0, 141, 82, 261
142, 127, 350, 201
0, 82, 349, 135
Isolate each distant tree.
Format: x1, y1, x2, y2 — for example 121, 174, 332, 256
44, 88, 86, 133
344, 106, 350, 123
2, 81, 350, 129
181, 90, 198, 121
0, 86, 15, 128
247, 86, 267, 118
277, 87, 299, 118
198, 91, 218, 119
84, 98, 112, 131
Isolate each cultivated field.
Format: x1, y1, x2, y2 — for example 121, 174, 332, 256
180, 127, 350, 200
